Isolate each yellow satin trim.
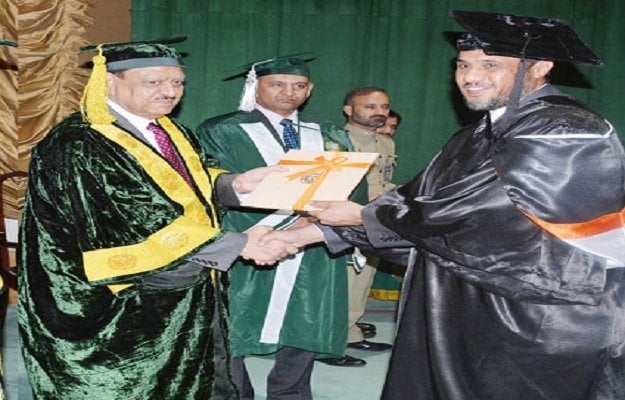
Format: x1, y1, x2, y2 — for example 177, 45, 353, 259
156, 116, 225, 223
83, 118, 226, 293
369, 289, 400, 301
84, 215, 221, 292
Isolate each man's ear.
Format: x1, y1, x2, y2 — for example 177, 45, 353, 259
343, 105, 352, 117
530, 60, 554, 79
306, 82, 314, 98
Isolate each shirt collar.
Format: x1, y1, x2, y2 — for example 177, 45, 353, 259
108, 100, 154, 131
489, 107, 506, 122
255, 103, 298, 133
489, 83, 550, 123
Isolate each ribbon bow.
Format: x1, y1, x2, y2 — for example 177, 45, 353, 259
278, 154, 370, 210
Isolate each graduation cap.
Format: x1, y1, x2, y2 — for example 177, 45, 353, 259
450, 10, 603, 132
232, 54, 314, 112
79, 37, 187, 125
252, 57, 311, 78
80, 36, 186, 71
451, 10, 602, 66
224, 53, 314, 80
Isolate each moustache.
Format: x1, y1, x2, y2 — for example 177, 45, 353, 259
461, 82, 490, 90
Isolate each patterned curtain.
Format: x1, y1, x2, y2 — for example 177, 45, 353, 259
0, 0, 95, 218
0, 0, 18, 218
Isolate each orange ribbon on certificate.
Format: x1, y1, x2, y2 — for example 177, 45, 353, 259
278, 154, 370, 210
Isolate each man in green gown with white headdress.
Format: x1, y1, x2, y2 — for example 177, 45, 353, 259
18, 38, 297, 400
197, 57, 367, 399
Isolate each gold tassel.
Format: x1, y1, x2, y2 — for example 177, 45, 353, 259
80, 45, 116, 125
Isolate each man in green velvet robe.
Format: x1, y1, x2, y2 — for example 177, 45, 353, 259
197, 57, 367, 399
18, 38, 297, 400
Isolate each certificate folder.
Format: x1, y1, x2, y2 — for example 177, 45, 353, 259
242, 150, 378, 211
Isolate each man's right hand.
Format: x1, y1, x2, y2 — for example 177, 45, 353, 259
241, 225, 299, 266
260, 224, 325, 248
307, 200, 364, 226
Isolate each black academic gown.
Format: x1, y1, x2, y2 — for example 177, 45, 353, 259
332, 85, 625, 400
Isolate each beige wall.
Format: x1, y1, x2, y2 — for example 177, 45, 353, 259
86, 0, 131, 44
78, 0, 131, 66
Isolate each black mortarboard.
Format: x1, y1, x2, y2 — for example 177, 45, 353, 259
81, 36, 186, 71
451, 10, 602, 66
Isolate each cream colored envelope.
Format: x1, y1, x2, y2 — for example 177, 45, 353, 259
242, 150, 378, 211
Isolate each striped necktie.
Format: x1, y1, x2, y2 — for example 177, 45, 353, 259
147, 122, 193, 186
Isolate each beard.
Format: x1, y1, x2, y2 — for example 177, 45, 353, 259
463, 95, 509, 111
461, 65, 537, 111
352, 113, 386, 128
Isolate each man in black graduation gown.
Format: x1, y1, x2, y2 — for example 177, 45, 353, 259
263, 11, 625, 400
18, 38, 296, 399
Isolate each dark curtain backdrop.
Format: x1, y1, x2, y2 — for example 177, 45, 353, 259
131, 0, 625, 184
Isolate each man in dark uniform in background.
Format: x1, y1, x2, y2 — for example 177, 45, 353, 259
317, 87, 393, 368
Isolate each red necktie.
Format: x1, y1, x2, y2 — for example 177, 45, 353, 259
147, 122, 193, 186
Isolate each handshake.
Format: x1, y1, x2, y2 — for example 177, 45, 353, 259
239, 225, 299, 266
237, 197, 366, 266
239, 218, 327, 266
238, 200, 366, 266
